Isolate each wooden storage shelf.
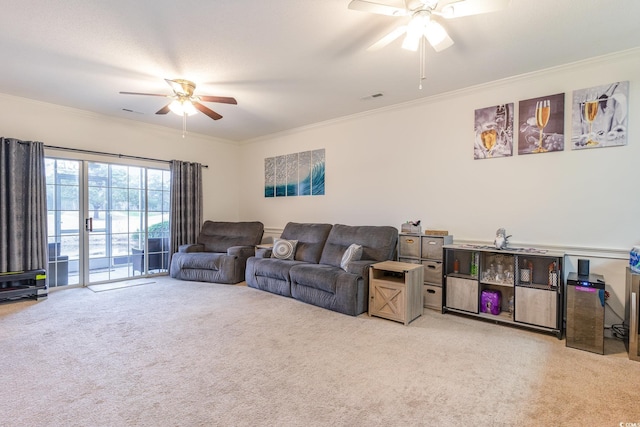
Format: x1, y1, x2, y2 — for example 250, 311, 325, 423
446, 276, 478, 313
479, 280, 514, 288
518, 283, 558, 291
476, 310, 514, 323
443, 244, 564, 339
445, 306, 515, 324
398, 233, 453, 311
447, 272, 476, 280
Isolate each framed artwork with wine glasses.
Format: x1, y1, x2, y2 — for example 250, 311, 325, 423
473, 103, 514, 160
518, 93, 565, 155
571, 81, 629, 150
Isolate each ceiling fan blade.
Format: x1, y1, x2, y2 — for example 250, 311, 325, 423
367, 25, 408, 51
436, 0, 510, 18
193, 102, 223, 120
198, 95, 238, 105
119, 91, 168, 97
165, 78, 181, 94
348, 0, 409, 17
155, 104, 171, 115
424, 21, 454, 52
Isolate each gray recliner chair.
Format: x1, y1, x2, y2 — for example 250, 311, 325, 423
170, 221, 264, 284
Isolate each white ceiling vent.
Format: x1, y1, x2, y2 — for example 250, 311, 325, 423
360, 93, 384, 101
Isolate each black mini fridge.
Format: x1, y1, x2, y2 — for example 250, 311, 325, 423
566, 273, 605, 354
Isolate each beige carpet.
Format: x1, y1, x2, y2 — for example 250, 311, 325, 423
0, 276, 638, 426
88, 280, 155, 292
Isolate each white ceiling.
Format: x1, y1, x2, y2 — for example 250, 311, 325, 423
1, 0, 639, 143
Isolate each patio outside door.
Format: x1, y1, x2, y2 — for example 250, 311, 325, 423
46, 158, 170, 287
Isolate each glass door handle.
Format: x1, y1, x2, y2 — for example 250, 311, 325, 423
85, 218, 93, 232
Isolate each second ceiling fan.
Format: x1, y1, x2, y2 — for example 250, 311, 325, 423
348, 0, 510, 52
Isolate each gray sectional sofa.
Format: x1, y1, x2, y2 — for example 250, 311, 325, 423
245, 222, 398, 316
170, 221, 264, 284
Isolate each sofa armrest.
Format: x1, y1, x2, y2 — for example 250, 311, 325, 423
345, 260, 377, 279
227, 246, 255, 259
254, 244, 273, 258
178, 243, 205, 253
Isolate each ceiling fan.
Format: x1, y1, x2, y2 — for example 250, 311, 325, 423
348, 0, 510, 52
120, 78, 237, 121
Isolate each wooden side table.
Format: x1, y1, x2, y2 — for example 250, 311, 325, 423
369, 261, 424, 325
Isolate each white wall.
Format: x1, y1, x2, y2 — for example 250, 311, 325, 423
0, 94, 241, 221
239, 48, 640, 327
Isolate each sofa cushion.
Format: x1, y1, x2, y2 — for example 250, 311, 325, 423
280, 222, 333, 263
246, 256, 308, 297
290, 264, 367, 316
172, 252, 225, 270
340, 243, 363, 271
197, 221, 264, 253
249, 257, 302, 281
290, 264, 344, 294
271, 238, 298, 260
320, 224, 398, 268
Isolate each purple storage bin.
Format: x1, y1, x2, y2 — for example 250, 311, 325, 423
481, 290, 502, 315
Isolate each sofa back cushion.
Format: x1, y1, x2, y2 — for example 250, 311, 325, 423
197, 221, 264, 253
280, 222, 333, 263
320, 224, 398, 268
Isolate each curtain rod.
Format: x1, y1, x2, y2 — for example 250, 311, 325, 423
43, 145, 209, 168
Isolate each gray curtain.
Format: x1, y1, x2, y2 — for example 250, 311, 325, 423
0, 138, 48, 272
169, 160, 203, 259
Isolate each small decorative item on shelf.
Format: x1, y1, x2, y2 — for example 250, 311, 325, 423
489, 263, 496, 280
425, 229, 448, 236
494, 227, 511, 250
481, 254, 513, 285
548, 261, 558, 288
401, 220, 421, 234
496, 263, 504, 281
453, 258, 460, 274
505, 264, 514, 284
481, 289, 502, 315
470, 252, 479, 277
520, 258, 531, 284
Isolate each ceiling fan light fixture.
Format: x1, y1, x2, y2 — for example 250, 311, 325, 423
402, 12, 428, 51
424, 20, 453, 51
401, 34, 420, 51
169, 99, 197, 116
440, 4, 455, 18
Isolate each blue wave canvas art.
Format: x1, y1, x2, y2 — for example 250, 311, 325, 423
265, 148, 325, 197
264, 157, 275, 197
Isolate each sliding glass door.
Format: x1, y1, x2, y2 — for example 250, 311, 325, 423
46, 158, 170, 287
46, 159, 81, 287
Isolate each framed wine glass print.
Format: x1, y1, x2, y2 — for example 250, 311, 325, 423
473, 103, 514, 159
571, 81, 628, 150
518, 93, 565, 155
